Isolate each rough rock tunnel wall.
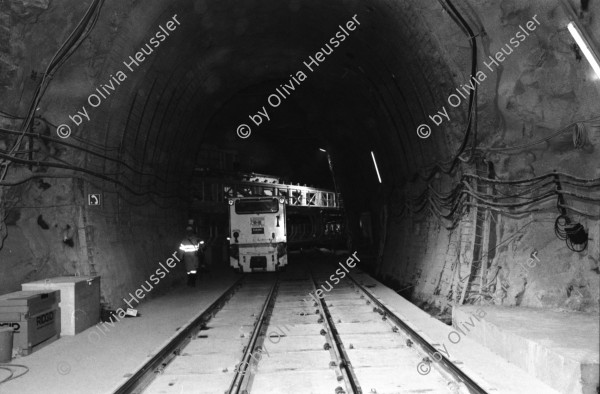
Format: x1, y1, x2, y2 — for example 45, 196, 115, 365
373, 0, 600, 314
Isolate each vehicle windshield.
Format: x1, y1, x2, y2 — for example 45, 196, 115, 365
235, 199, 279, 214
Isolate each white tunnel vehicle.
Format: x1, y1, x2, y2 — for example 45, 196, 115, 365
228, 197, 287, 272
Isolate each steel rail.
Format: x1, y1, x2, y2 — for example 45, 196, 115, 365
309, 268, 363, 394
346, 274, 488, 394
227, 278, 280, 394
114, 276, 245, 394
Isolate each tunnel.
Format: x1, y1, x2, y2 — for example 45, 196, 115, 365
0, 0, 599, 393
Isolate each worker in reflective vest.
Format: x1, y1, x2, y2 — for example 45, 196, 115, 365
179, 227, 204, 287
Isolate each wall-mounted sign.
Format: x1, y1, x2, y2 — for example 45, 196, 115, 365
88, 194, 101, 206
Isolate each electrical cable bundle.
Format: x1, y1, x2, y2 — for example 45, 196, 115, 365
400, 0, 600, 242
413, 0, 598, 183
0, 2, 191, 212
0, 364, 29, 385
409, 0, 480, 183
0, 122, 188, 191
0, 0, 105, 181
554, 214, 589, 252
0, 110, 24, 121
572, 121, 589, 149
479, 116, 599, 153
402, 171, 600, 234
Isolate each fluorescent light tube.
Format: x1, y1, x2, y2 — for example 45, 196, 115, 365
568, 22, 600, 79
371, 151, 382, 184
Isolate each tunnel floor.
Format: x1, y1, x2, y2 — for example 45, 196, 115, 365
1, 252, 592, 394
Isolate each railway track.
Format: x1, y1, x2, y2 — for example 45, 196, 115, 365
117, 260, 487, 394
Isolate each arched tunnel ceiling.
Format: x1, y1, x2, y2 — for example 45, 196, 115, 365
1, 0, 598, 207
34, 0, 463, 199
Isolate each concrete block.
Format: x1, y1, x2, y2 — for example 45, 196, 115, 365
351, 271, 561, 393
453, 305, 599, 394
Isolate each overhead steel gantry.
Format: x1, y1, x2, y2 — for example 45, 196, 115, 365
190, 175, 342, 210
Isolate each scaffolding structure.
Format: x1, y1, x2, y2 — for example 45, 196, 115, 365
190, 176, 342, 209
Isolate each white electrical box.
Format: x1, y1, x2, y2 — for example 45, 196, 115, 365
22, 276, 100, 335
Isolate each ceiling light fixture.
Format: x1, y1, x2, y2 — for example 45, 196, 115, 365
371, 151, 382, 184
567, 21, 600, 79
